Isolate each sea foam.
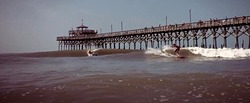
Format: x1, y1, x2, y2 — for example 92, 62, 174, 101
188, 47, 250, 58
144, 47, 174, 57
145, 45, 250, 58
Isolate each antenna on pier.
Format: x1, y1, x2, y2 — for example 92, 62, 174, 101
81, 19, 83, 25
121, 21, 123, 31
189, 9, 192, 23
111, 25, 113, 33
165, 16, 168, 25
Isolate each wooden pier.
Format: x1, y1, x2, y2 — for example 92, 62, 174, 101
57, 16, 250, 50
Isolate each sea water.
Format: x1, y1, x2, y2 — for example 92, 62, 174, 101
0, 47, 250, 103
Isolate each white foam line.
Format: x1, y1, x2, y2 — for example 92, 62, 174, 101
188, 47, 250, 58
145, 47, 175, 57
145, 45, 250, 58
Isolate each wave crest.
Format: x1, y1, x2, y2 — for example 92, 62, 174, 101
145, 45, 250, 58
188, 47, 250, 58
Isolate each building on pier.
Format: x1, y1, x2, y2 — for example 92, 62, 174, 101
69, 23, 97, 37
57, 16, 250, 50
57, 22, 98, 50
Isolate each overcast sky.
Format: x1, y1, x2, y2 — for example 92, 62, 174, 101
0, 0, 250, 53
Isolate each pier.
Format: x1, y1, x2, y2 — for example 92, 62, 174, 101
57, 16, 250, 50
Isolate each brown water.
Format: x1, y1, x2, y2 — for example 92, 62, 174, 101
0, 50, 250, 103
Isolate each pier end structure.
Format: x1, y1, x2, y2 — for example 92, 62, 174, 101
57, 23, 98, 50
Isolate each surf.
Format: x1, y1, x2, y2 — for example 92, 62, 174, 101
145, 45, 250, 59
188, 47, 250, 58
144, 47, 175, 58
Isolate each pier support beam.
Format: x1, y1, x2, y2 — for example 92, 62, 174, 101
113, 43, 116, 49
233, 27, 240, 48
247, 26, 250, 48
178, 37, 181, 47
176, 32, 181, 46
105, 43, 107, 49
201, 29, 207, 48
212, 37, 217, 49
123, 43, 126, 49
223, 37, 227, 48
109, 43, 112, 49
182, 39, 185, 47
128, 42, 131, 49
211, 28, 218, 49
133, 42, 136, 49
184, 31, 190, 47
139, 42, 142, 50
145, 41, 148, 50
192, 30, 198, 47
64, 43, 66, 50
151, 40, 154, 48
248, 36, 250, 48
160, 40, 163, 48
58, 41, 60, 51
221, 27, 229, 48
157, 40, 160, 48
235, 36, 239, 48
167, 39, 169, 45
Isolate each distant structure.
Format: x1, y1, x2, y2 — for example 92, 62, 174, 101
57, 16, 250, 50
71, 21, 97, 37
57, 21, 97, 50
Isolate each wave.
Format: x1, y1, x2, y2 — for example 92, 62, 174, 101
0, 49, 142, 58
188, 47, 250, 58
144, 48, 175, 57
145, 45, 250, 58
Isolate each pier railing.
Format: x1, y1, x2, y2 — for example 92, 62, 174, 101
57, 16, 250, 41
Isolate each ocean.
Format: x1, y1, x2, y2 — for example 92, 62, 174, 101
1, 46, 250, 103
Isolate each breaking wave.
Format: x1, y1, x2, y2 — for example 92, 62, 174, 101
145, 45, 250, 58
188, 47, 250, 58
144, 47, 175, 57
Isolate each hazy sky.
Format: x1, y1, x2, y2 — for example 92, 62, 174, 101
0, 0, 250, 53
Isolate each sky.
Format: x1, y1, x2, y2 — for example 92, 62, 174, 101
0, 0, 250, 53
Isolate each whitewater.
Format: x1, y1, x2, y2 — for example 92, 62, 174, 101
145, 45, 250, 58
